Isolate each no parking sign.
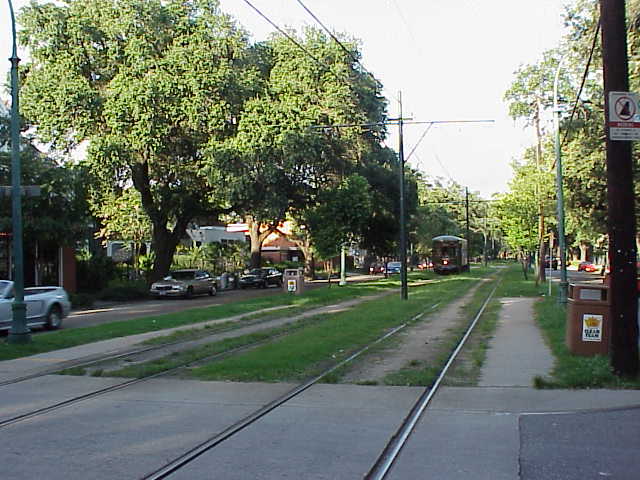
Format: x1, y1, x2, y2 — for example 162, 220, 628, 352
608, 91, 640, 140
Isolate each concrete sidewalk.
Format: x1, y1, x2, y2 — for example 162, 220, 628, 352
389, 296, 640, 480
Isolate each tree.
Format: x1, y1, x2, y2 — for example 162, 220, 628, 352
495, 151, 555, 266
0, 112, 89, 249
303, 174, 372, 260
92, 187, 152, 277
18, 0, 258, 282
213, 27, 387, 268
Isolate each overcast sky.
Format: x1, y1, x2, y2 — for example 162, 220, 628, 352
1, 0, 568, 197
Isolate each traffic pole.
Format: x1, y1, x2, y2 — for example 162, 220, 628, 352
600, 0, 639, 377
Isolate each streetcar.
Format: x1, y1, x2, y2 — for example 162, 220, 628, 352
432, 235, 469, 274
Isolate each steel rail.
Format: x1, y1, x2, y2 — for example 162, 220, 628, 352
141, 302, 440, 480
364, 278, 501, 480
0, 304, 298, 388
0, 295, 421, 429
0, 338, 273, 429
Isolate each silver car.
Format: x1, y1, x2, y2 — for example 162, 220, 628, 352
0, 280, 71, 331
149, 269, 217, 299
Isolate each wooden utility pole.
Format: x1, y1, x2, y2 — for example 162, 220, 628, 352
600, 0, 639, 377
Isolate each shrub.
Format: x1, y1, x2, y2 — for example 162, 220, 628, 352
76, 254, 119, 293
70, 292, 97, 309
269, 260, 304, 271
98, 279, 149, 301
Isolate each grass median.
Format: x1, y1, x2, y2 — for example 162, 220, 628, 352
183, 269, 492, 383
0, 272, 433, 362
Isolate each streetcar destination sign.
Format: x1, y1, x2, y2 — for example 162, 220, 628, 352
608, 91, 640, 141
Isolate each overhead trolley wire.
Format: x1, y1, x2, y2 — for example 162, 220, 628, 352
294, 0, 384, 90
561, 14, 601, 148
241, 0, 330, 74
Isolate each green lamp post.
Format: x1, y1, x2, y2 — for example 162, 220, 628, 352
7, 0, 31, 344
553, 59, 568, 304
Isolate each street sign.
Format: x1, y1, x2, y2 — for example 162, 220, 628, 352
608, 91, 640, 140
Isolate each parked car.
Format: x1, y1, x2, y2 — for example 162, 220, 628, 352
577, 261, 598, 272
369, 263, 385, 275
543, 256, 559, 269
386, 261, 402, 274
0, 280, 70, 331
417, 260, 433, 270
239, 268, 283, 289
149, 269, 217, 298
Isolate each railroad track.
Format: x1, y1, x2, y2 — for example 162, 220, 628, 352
0, 291, 394, 428
141, 279, 499, 480
0, 275, 499, 479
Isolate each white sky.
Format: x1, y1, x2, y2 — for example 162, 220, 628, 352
1, 0, 568, 198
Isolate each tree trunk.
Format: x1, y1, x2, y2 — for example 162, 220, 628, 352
579, 241, 589, 261
537, 215, 546, 284
247, 217, 264, 269
149, 227, 181, 283
246, 216, 279, 269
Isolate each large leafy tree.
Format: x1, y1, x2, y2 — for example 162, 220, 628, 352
214, 27, 387, 268
303, 174, 372, 260
495, 149, 555, 259
18, 0, 258, 281
0, 112, 89, 255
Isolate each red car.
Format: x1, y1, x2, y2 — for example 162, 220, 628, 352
369, 263, 385, 275
577, 262, 597, 272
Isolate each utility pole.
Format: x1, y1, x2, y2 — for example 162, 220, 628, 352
600, 0, 639, 377
398, 92, 408, 300
465, 187, 470, 249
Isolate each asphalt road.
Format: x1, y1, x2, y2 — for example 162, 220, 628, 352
62, 269, 605, 331
64, 285, 291, 329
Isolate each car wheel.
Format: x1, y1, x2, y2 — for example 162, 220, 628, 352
45, 305, 63, 330
184, 287, 193, 299
261, 280, 267, 289
209, 286, 216, 296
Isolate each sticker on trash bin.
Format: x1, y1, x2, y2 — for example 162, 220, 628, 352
582, 314, 603, 342
287, 279, 297, 292
579, 289, 602, 301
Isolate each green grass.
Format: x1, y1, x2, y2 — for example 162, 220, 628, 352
106, 329, 283, 378
186, 271, 489, 383
533, 288, 640, 388
0, 279, 402, 362
383, 275, 501, 387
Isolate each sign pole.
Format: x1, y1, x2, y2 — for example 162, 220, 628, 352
600, 0, 638, 377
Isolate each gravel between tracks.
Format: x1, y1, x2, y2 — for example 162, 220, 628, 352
340, 280, 485, 384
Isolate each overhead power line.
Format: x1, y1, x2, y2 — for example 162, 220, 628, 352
561, 14, 601, 147
241, 0, 328, 73
405, 124, 434, 162
294, 0, 383, 90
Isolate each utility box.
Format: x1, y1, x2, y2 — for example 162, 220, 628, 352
566, 283, 611, 356
284, 268, 305, 295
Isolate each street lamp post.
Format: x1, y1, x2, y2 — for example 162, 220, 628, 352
7, 0, 30, 344
553, 59, 569, 304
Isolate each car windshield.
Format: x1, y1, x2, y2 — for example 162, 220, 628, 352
388, 262, 401, 268
247, 269, 264, 275
169, 271, 195, 280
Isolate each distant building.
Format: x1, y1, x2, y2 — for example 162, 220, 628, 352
186, 225, 246, 245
